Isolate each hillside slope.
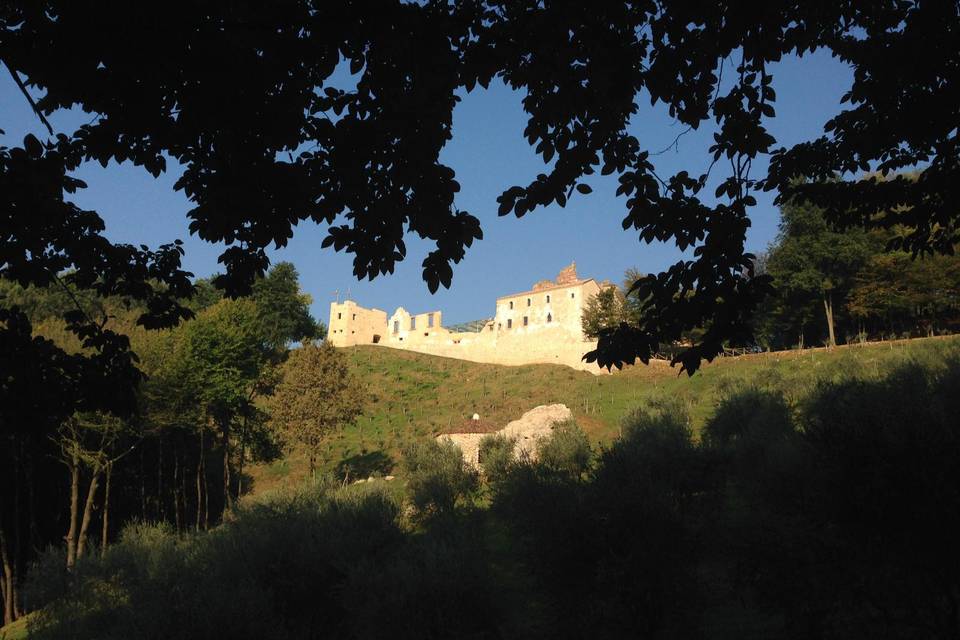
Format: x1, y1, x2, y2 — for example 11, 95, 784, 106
249, 336, 960, 493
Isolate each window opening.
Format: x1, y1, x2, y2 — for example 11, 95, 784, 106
523, 316, 529, 326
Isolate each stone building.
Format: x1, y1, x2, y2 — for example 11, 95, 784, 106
327, 263, 607, 372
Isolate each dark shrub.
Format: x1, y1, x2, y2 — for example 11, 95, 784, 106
401, 439, 479, 520
536, 420, 592, 479
478, 433, 516, 485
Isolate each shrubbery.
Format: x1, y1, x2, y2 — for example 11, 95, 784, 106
23, 357, 960, 639
478, 433, 516, 484
401, 439, 479, 521
536, 420, 592, 478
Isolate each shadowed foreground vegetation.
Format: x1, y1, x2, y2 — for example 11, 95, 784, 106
16, 340, 960, 639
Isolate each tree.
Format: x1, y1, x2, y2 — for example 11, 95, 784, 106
251, 262, 321, 352
847, 252, 960, 338
54, 412, 135, 569
764, 200, 877, 347
2, 2, 957, 377
581, 285, 628, 339
270, 342, 364, 478
176, 298, 271, 515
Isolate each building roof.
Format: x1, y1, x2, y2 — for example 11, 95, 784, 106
496, 277, 596, 301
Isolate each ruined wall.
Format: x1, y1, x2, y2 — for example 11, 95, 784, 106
327, 301, 387, 346
326, 262, 610, 373
384, 327, 605, 372
385, 307, 447, 344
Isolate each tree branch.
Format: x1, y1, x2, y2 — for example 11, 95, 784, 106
3, 61, 54, 137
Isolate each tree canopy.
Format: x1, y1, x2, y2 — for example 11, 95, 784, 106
270, 342, 364, 477
2, 0, 957, 434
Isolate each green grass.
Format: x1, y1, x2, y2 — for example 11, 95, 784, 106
0, 614, 31, 640
248, 335, 960, 495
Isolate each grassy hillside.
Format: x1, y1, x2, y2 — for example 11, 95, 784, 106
249, 335, 960, 494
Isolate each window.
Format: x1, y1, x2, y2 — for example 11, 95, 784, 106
523, 316, 529, 326
410, 317, 416, 330
337, 312, 342, 320
352, 314, 356, 320
507, 319, 512, 329
570, 292, 575, 299
547, 313, 552, 323
498, 323, 502, 330
527, 298, 531, 306
509, 300, 513, 309
428, 313, 434, 328
393, 320, 399, 334
546, 294, 551, 303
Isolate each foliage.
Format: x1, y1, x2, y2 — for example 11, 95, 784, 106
763, 198, 878, 347
758, 195, 960, 348
19, 346, 960, 639
401, 439, 479, 521
478, 433, 516, 484
251, 262, 321, 351
23, 484, 408, 640
581, 286, 628, 339
178, 298, 269, 427
847, 252, 960, 337
535, 420, 592, 479
0, 265, 322, 623
270, 342, 364, 475
2, 2, 956, 375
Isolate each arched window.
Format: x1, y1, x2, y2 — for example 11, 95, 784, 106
547, 313, 552, 323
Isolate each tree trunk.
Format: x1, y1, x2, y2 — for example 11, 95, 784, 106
196, 432, 204, 532
11, 438, 21, 622
203, 454, 209, 530
100, 462, 112, 557
76, 470, 101, 561
157, 436, 165, 521
65, 453, 80, 569
237, 431, 245, 498
823, 291, 837, 348
139, 446, 147, 521
222, 420, 232, 513
0, 499, 16, 626
173, 444, 181, 534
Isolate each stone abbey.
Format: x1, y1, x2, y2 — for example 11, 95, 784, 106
327, 263, 608, 372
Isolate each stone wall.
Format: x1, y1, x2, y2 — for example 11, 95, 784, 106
493, 277, 599, 341
327, 262, 610, 373
328, 301, 387, 346
438, 403, 574, 468
385, 307, 448, 346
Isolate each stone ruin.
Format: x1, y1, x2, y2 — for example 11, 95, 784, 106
437, 403, 573, 468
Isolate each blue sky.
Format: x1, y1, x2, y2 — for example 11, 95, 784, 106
1, 50, 852, 326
